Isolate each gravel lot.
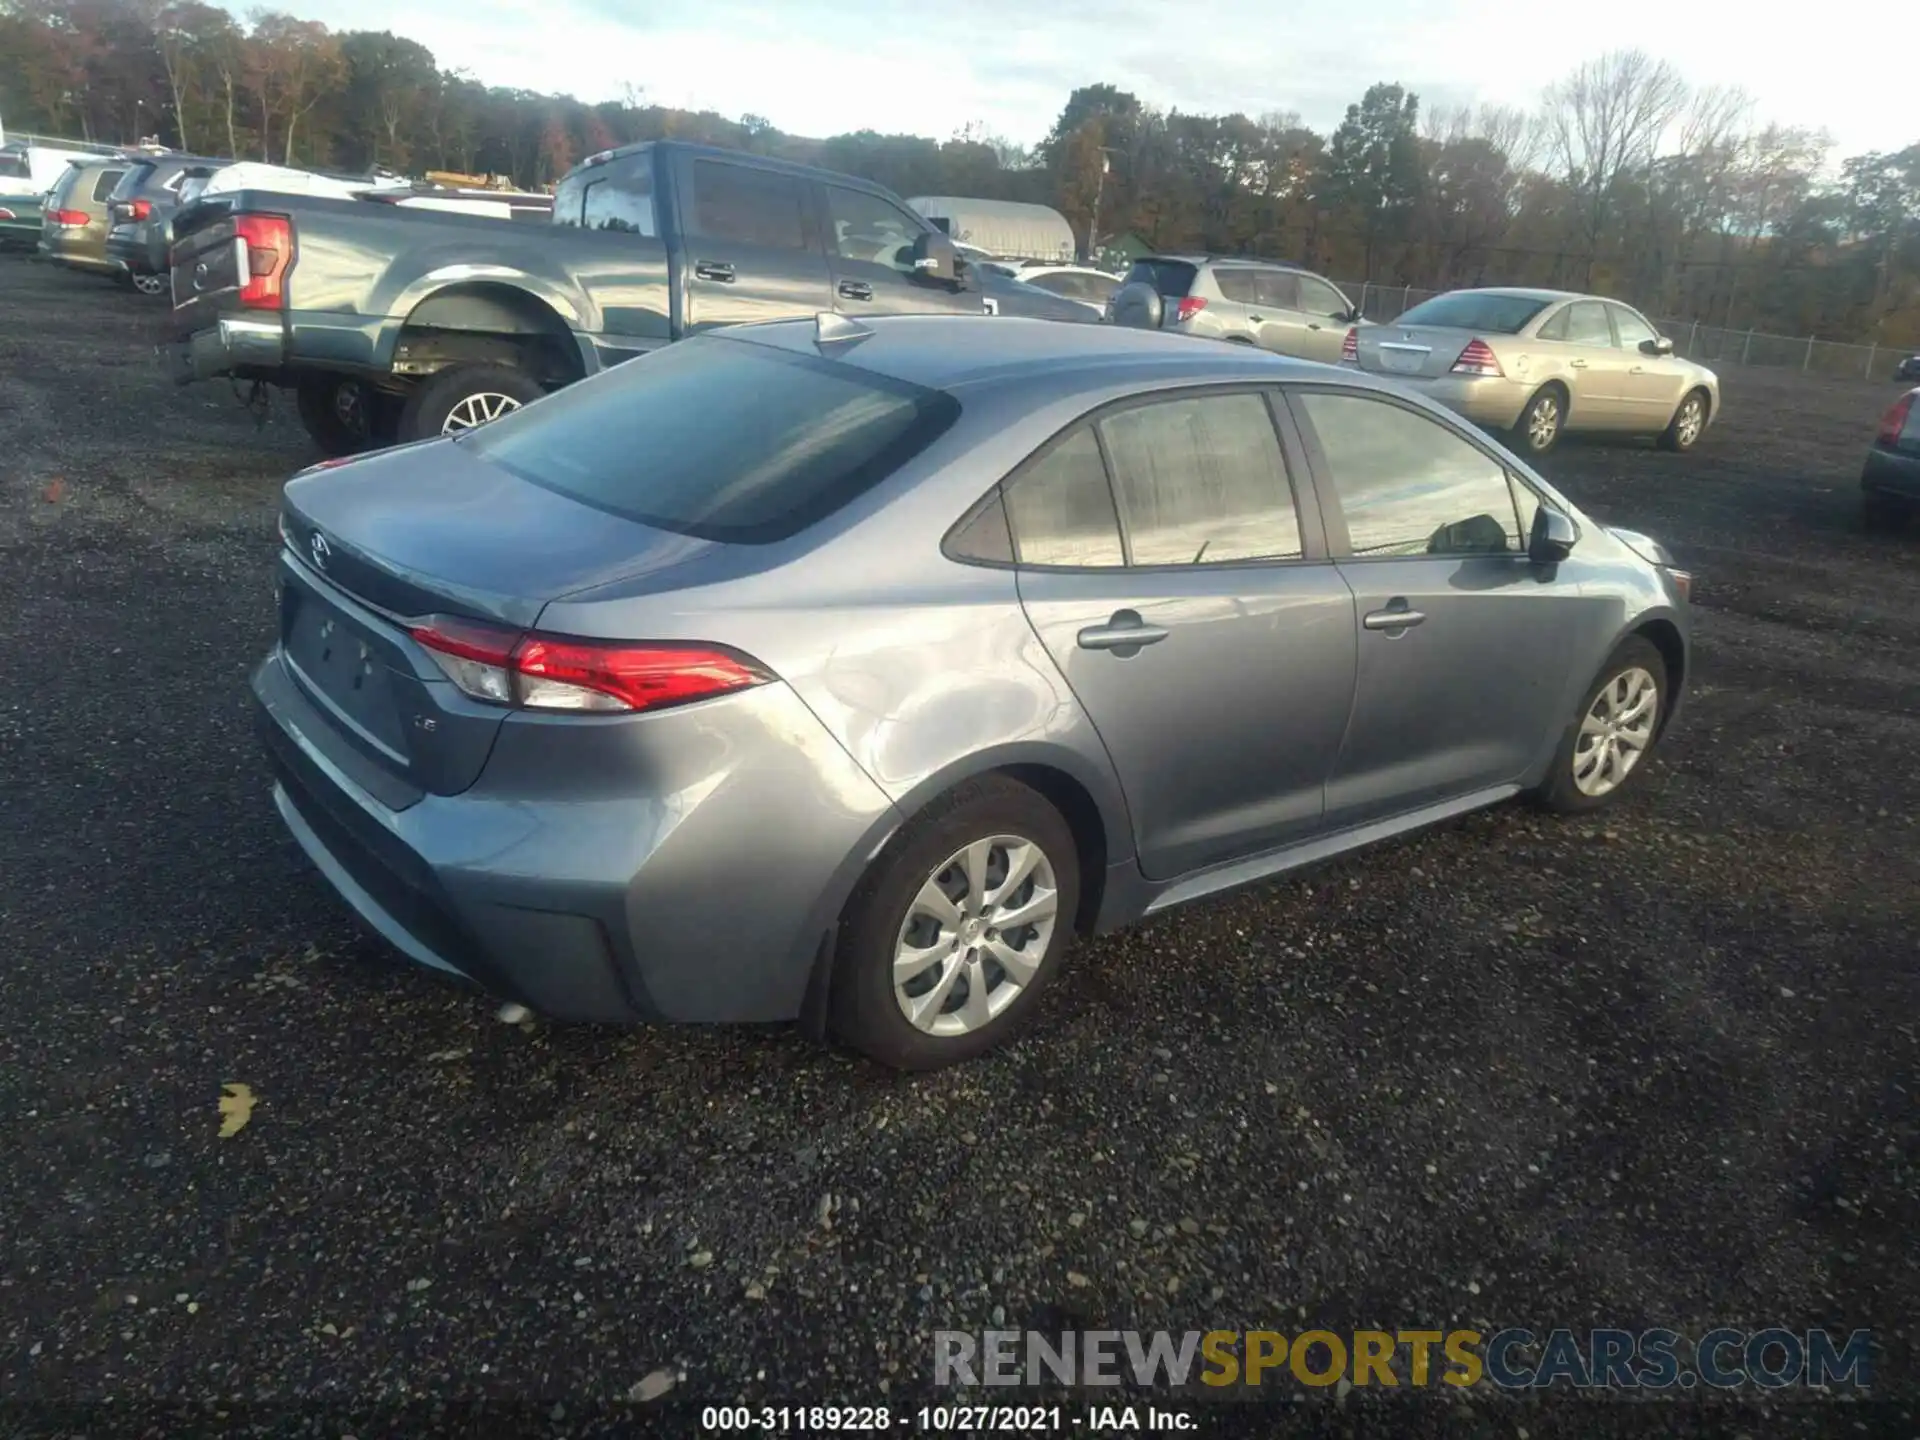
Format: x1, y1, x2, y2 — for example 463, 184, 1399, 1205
2, 261, 1916, 1438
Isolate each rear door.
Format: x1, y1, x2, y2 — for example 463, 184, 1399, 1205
672, 153, 833, 331
817, 180, 979, 317
1011, 388, 1356, 879
1249, 268, 1319, 358
1286, 384, 1610, 826
1293, 274, 1355, 364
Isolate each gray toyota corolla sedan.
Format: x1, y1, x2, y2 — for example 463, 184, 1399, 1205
253, 314, 1691, 1070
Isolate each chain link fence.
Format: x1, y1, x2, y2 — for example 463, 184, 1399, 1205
1332, 278, 1914, 385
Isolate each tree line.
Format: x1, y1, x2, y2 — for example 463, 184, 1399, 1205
3, 0, 1917, 346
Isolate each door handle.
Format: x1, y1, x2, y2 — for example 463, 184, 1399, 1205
838, 279, 873, 301
1362, 605, 1427, 632
694, 260, 735, 283
1249, 314, 1263, 323
1077, 610, 1170, 654
1569, 358, 1588, 368
1307, 322, 1323, 330
1629, 364, 1646, 374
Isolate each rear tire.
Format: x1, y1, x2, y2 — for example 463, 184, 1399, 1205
398, 363, 546, 442
1536, 636, 1669, 814
1513, 386, 1566, 455
295, 376, 398, 457
1657, 388, 1709, 452
829, 775, 1079, 1071
129, 271, 167, 298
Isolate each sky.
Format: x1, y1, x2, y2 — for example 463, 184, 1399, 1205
278, 0, 1902, 163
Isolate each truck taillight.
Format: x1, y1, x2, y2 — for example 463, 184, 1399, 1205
1451, 338, 1503, 377
409, 619, 773, 715
1878, 391, 1916, 447
234, 212, 293, 309
1340, 327, 1358, 363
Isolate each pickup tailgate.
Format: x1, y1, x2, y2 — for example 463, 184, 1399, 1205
168, 200, 251, 324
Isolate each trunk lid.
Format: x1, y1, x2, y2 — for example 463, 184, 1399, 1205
1353, 323, 1482, 380
277, 439, 721, 795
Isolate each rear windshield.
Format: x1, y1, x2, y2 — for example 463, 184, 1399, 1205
464, 336, 961, 543
110, 162, 156, 201
1125, 258, 1197, 298
1396, 292, 1552, 334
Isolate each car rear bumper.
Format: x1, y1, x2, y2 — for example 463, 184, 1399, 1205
171, 315, 286, 383
250, 645, 899, 1027
1368, 371, 1531, 429
38, 234, 123, 274
107, 227, 154, 273
1862, 445, 1920, 499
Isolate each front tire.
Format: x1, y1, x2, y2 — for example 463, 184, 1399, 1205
1513, 386, 1565, 455
829, 776, 1080, 1070
1537, 636, 1669, 814
1657, 388, 1708, 452
399, 363, 546, 442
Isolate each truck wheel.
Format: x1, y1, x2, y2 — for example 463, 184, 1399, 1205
295, 377, 397, 457
399, 365, 546, 442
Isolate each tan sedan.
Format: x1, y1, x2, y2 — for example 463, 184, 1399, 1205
1343, 287, 1720, 455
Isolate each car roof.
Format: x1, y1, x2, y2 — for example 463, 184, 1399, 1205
1138, 254, 1312, 273
723, 313, 1364, 394
1437, 286, 1583, 303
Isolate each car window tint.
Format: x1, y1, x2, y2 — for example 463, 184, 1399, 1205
1535, 306, 1570, 341
92, 169, 125, 203
1296, 275, 1349, 318
946, 491, 1013, 564
689, 160, 811, 251
1213, 269, 1259, 304
1099, 394, 1302, 565
1297, 392, 1523, 558
1563, 302, 1614, 348
463, 336, 956, 544
1609, 306, 1657, 349
1083, 273, 1120, 303
1254, 270, 1301, 310
1004, 428, 1124, 567
826, 185, 921, 269
579, 166, 657, 236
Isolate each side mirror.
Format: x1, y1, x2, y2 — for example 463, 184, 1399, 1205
1529, 507, 1577, 564
910, 230, 958, 284
1641, 335, 1674, 356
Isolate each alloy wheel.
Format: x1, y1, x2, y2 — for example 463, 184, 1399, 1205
1573, 666, 1659, 798
442, 392, 523, 432
1528, 396, 1560, 450
132, 272, 166, 296
892, 835, 1059, 1037
1675, 395, 1704, 447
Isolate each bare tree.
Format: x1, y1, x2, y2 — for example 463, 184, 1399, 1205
1540, 49, 1689, 282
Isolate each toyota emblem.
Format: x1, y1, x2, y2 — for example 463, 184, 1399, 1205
310, 531, 331, 571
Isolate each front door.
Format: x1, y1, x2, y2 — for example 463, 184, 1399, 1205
1554, 299, 1633, 430
1605, 303, 1692, 429
1008, 390, 1356, 880
1286, 386, 1615, 828
817, 182, 982, 317
1292, 274, 1355, 364
673, 153, 834, 332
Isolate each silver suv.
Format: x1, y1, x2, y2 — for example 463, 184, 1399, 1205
1110, 255, 1362, 364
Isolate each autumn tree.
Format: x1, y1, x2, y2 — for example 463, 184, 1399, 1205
1320, 82, 1424, 279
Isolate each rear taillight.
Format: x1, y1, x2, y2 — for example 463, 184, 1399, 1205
49, 208, 88, 227
1877, 392, 1916, 447
409, 618, 772, 715
129, 198, 152, 221
1451, 338, 1503, 377
0, 208, 14, 221
1340, 327, 1358, 363
1175, 295, 1207, 323
234, 212, 293, 309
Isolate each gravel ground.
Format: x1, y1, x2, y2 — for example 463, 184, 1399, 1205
1, 261, 1916, 1439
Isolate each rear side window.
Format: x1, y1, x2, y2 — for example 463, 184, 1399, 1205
92, 168, 126, 203
688, 160, 812, 251
1213, 269, 1259, 304
1125, 259, 1196, 298
462, 336, 957, 544
1536, 307, 1569, 341
554, 160, 657, 236
1253, 270, 1301, 310
1099, 394, 1301, 565
1563, 302, 1613, 347
1004, 428, 1124, 567
1396, 292, 1551, 334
